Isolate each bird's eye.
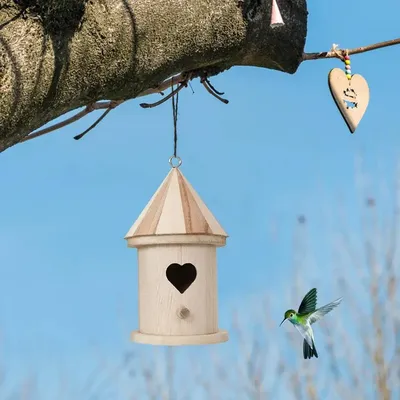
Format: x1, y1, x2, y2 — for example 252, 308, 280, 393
290, 313, 293, 317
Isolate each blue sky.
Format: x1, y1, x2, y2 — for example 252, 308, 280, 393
1, 0, 400, 397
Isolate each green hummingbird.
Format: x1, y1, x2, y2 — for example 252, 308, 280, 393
280, 288, 343, 359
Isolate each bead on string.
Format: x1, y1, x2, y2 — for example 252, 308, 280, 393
344, 50, 352, 81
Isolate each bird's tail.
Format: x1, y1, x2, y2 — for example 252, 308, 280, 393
303, 338, 318, 359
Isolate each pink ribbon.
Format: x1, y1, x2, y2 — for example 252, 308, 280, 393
271, 0, 284, 26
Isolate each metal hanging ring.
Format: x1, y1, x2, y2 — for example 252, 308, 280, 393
169, 155, 182, 168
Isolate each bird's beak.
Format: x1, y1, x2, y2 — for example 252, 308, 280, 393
279, 318, 286, 327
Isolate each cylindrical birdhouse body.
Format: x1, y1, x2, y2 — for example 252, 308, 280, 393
137, 239, 218, 336
125, 167, 228, 345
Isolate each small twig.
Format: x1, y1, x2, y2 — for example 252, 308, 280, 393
73, 100, 121, 140
139, 81, 187, 109
201, 79, 229, 104
19, 69, 219, 145
188, 81, 195, 94
19, 104, 97, 143
20, 75, 190, 144
205, 78, 224, 95
20, 101, 123, 144
136, 72, 188, 98
19, 73, 191, 144
302, 38, 400, 61
73, 108, 112, 140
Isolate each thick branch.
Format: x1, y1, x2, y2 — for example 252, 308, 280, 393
17, 35, 400, 146
0, 0, 308, 152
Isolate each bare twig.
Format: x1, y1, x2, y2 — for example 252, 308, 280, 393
139, 81, 187, 109
73, 108, 112, 140
201, 79, 229, 104
73, 100, 121, 140
19, 104, 96, 143
136, 72, 188, 98
303, 38, 400, 61
205, 78, 224, 96
19, 73, 190, 144
19, 101, 123, 144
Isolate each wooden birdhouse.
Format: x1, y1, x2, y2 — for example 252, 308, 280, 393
125, 163, 229, 345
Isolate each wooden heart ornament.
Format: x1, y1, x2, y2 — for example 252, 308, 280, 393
166, 263, 197, 294
328, 68, 370, 133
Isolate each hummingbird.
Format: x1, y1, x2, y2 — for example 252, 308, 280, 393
279, 288, 343, 359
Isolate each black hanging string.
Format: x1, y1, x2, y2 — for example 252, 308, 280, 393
171, 83, 179, 157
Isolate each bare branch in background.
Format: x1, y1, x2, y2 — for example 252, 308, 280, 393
3, 177, 398, 399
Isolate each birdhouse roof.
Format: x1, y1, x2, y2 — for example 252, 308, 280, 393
125, 167, 228, 240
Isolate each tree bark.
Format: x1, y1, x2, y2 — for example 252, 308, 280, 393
0, 0, 307, 152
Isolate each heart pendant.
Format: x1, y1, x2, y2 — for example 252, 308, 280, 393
328, 68, 370, 133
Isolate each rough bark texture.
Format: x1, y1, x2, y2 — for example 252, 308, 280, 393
0, 0, 308, 152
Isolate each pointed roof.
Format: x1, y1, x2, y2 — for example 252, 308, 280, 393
125, 167, 228, 246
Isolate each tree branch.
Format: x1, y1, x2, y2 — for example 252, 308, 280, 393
0, 0, 308, 152
4, 0, 400, 153
13, 33, 400, 148
16, 72, 192, 144
18, 101, 121, 143
201, 79, 229, 104
16, 36, 400, 146
73, 106, 114, 140
18, 71, 229, 144
139, 80, 188, 109
302, 38, 400, 61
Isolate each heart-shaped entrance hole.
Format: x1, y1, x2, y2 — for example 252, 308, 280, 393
166, 263, 197, 294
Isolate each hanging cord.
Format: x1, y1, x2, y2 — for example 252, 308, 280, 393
172, 83, 179, 157
169, 83, 182, 168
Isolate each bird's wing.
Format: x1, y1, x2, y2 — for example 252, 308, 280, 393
294, 323, 315, 349
307, 297, 343, 325
297, 288, 317, 314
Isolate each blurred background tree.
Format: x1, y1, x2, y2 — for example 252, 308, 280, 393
5, 166, 398, 400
